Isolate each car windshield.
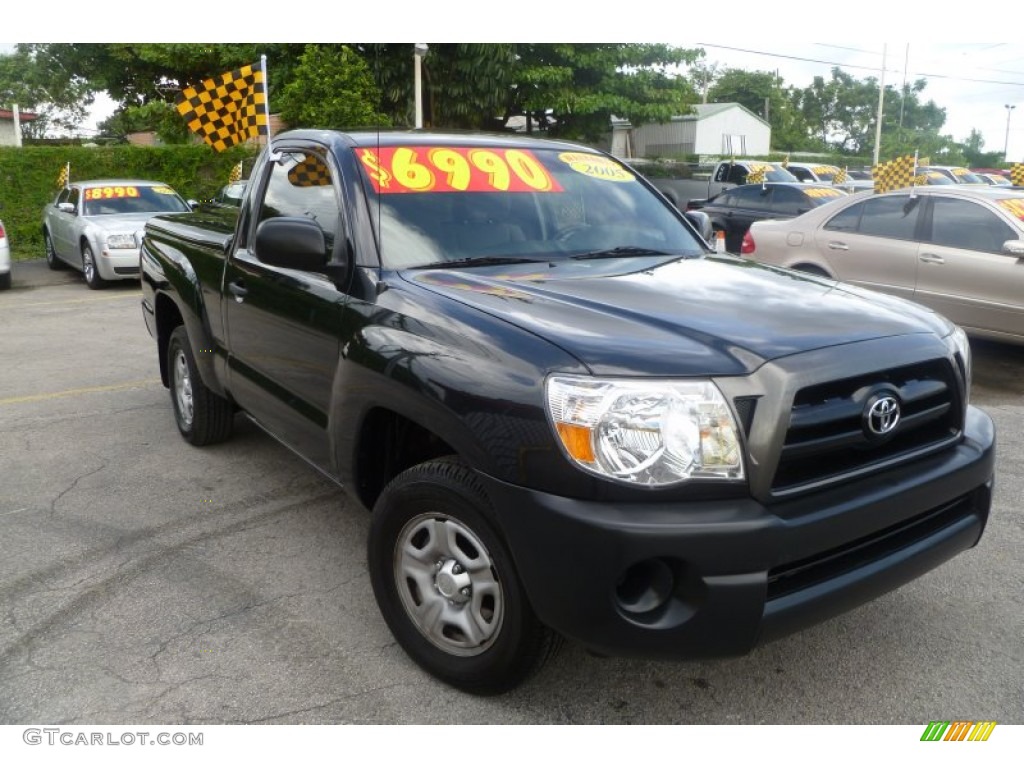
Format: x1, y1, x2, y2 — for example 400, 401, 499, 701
80, 184, 190, 216
357, 145, 706, 269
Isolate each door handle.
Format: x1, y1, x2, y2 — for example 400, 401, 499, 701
228, 280, 248, 303
919, 253, 945, 264
827, 241, 849, 251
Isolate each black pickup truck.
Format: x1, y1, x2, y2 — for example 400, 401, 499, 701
140, 129, 995, 694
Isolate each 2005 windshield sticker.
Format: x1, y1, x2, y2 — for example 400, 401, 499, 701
559, 152, 635, 182
359, 147, 563, 194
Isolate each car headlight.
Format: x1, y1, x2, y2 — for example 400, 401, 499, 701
948, 325, 972, 400
106, 233, 137, 250
545, 375, 745, 486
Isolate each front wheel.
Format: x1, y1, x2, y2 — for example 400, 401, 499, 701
44, 231, 64, 270
368, 458, 559, 694
82, 243, 105, 289
166, 326, 234, 446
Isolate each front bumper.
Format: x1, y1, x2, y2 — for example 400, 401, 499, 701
479, 406, 994, 659
96, 247, 141, 280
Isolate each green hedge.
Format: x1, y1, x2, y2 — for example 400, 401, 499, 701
0, 144, 258, 260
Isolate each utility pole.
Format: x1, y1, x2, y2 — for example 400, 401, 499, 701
873, 44, 887, 167
1005, 104, 1016, 161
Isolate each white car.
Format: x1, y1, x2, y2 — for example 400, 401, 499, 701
42, 179, 192, 289
0, 218, 10, 290
784, 161, 874, 192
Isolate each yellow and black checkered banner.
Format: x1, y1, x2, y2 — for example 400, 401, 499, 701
175, 61, 268, 152
56, 163, 69, 189
833, 166, 848, 184
872, 155, 916, 193
747, 166, 766, 184
228, 160, 244, 184
781, 154, 790, 168
287, 153, 332, 187
1012, 163, 1024, 187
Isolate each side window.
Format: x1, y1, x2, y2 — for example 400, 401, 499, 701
727, 184, 770, 210
714, 164, 729, 183
789, 167, 812, 182
728, 165, 748, 185
67, 188, 81, 211
827, 195, 918, 240
56, 188, 71, 206
256, 149, 342, 262
929, 198, 1017, 253
768, 186, 807, 215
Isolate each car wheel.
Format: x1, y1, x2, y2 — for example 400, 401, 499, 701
167, 326, 234, 446
81, 244, 106, 289
0, 271, 10, 290
368, 457, 560, 695
44, 231, 64, 270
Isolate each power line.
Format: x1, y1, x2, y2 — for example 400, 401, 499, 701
695, 43, 1024, 88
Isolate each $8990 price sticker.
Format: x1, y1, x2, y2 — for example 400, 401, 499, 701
359, 147, 564, 194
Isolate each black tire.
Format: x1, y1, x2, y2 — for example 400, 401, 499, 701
0, 271, 10, 290
368, 457, 560, 695
44, 230, 64, 270
166, 326, 234, 446
81, 243, 106, 289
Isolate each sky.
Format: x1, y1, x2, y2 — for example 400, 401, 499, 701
6, 2, 1024, 159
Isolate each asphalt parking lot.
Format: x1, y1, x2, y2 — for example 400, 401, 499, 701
1, 259, 1022, 725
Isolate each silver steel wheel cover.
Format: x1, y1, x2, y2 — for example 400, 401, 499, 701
173, 349, 194, 427
394, 512, 504, 657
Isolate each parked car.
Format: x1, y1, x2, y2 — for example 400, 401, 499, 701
0, 218, 11, 290
979, 173, 1013, 187
784, 161, 874, 192
743, 185, 1024, 344
42, 179, 193, 289
919, 165, 989, 185
688, 181, 848, 253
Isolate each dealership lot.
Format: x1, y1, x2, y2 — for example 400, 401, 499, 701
1, 260, 1022, 725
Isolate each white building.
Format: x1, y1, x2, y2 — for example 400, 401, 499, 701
611, 103, 771, 159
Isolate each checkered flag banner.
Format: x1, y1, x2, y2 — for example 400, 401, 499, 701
747, 166, 767, 184
228, 160, 244, 184
1012, 164, 1024, 187
287, 153, 332, 187
833, 166, 848, 184
872, 155, 916, 193
175, 60, 268, 152
56, 162, 69, 189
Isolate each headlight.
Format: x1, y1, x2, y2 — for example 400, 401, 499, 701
545, 375, 744, 486
948, 325, 972, 400
106, 233, 137, 249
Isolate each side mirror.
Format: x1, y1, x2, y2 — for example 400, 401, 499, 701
187, 199, 200, 210
254, 217, 328, 272
58, 202, 75, 214
1003, 239, 1024, 258
684, 210, 714, 244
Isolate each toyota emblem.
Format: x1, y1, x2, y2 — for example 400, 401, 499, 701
866, 395, 901, 436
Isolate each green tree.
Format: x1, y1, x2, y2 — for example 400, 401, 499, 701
0, 47, 93, 137
276, 45, 389, 129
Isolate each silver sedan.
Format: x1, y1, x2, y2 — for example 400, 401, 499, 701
42, 179, 192, 289
742, 185, 1024, 345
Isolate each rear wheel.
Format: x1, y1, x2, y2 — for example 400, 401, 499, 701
167, 326, 234, 446
368, 457, 560, 694
82, 244, 106, 289
44, 231, 64, 270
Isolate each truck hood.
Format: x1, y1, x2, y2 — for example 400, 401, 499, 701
402, 255, 951, 377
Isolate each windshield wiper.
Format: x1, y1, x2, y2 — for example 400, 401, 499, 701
410, 255, 553, 269
570, 246, 676, 260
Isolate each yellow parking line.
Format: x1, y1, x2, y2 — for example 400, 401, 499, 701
1, 293, 139, 310
0, 379, 160, 406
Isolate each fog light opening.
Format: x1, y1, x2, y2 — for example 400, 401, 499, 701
615, 559, 675, 616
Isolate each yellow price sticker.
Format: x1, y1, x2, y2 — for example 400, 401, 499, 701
558, 152, 634, 182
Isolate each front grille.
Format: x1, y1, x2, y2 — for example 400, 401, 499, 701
766, 490, 981, 600
772, 359, 961, 494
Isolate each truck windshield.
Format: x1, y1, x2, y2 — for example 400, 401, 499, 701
356, 146, 706, 268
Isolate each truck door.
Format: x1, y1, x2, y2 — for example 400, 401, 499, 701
223, 146, 347, 472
